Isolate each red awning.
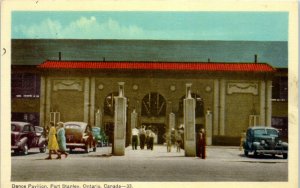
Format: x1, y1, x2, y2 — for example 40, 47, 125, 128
38, 60, 275, 72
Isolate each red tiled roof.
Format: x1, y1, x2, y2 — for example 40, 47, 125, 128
38, 60, 275, 72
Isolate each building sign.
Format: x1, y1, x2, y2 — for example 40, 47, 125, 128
227, 82, 258, 95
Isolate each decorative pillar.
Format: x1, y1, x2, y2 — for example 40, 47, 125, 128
184, 83, 196, 157
95, 109, 102, 127
39, 76, 46, 127
113, 82, 127, 156
219, 79, 226, 135
266, 81, 272, 127
131, 109, 138, 129
89, 77, 96, 126
213, 79, 219, 135
169, 112, 175, 130
205, 109, 213, 145
45, 77, 52, 124
83, 77, 90, 123
260, 81, 266, 125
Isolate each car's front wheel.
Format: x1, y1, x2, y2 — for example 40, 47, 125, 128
84, 145, 89, 153
23, 143, 29, 155
244, 150, 248, 156
39, 143, 46, 153
283, 153, 288, 159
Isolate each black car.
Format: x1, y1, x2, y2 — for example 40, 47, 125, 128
243, 126, 288, 159
11, 121, 47, 155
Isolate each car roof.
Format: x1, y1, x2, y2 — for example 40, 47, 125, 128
64, 121, 88, 129
248, 126, 278, 130
11, 121, 31, 127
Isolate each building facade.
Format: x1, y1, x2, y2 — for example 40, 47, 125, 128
36, 60, 274, 145
11, 39, 288, 145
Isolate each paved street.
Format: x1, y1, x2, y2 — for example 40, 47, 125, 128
11, 145, 288, 182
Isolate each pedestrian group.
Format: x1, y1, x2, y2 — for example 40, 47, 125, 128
45, 121, 68, 160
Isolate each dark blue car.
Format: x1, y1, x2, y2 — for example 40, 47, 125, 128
243, 126, 288, 159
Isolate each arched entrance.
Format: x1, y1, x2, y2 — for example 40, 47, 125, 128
141, 92, 167, 144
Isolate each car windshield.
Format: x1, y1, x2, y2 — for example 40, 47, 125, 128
266, 129, 278, 136
253, 128, 278, 137
253, 129, 266, 136
92, 128, 100, 132
11, 124, 21, 132
65, 124, 81, 129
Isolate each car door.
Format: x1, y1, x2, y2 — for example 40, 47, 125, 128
27, 124, 38, 147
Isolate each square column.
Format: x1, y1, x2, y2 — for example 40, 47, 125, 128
213, 79, 219, 135
219, 79, 226, 135
266, 81, 272, 127
95, 109, 102, 127
205, 110, 213, 145
169, 112, 175, 130
260, 81, 266, 125
184, 83, 196, 157
113, 82, 127, 156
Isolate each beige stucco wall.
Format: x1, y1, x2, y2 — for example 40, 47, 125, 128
36, 71, 276, 144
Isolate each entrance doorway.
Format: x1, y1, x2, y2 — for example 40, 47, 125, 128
141, 123, 166, 144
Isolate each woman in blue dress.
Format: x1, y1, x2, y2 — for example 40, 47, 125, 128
56, 122, 68, 158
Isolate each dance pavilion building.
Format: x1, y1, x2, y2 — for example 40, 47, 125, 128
36, 60, 274, 145
11, 39, 288, 145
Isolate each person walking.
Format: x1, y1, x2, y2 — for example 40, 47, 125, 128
45, 122, 61, 160
139, 125, 146, 150
131, 127, 139, 150
240, 129, 246, 151
56, 122, 68, 158
198, 128, 206, 159
148, 130, 155, 150
175, 130, 183, 152
164, 131, 172, 152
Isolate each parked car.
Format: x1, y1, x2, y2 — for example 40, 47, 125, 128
92, 127, 108, 147
243, 126, 288, 159
64, 121, 97, 153
11, 121, 47, 155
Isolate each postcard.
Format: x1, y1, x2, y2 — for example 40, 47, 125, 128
1, 1, 298, 188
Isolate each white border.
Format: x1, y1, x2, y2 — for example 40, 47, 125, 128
1, 1, 298, 188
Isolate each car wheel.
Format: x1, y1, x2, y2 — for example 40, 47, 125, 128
271, 154, 276, 158
69, 148, 73, 153
283, 153, 288, 159
84, 146, 89, 153
23, 143, 29, 155
253, 150, 258, 157
244, 150, 248, 156
93, 147, 96, 152
39, 144, 46, 153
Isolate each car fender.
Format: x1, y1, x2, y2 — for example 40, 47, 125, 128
38, 137, 47, 147
281, 142, 288, 149
17, 137, 28, 148
252, 142, 261, 150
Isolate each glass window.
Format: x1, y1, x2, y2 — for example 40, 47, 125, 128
141, 92, 166, 117
11, 73, 40, 98
253, 129, 266, 136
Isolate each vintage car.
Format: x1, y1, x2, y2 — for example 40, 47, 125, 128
243, 126, 288, 159
64, 121, 97, 153
92, 127, 108, 147
11, 121, 47, 155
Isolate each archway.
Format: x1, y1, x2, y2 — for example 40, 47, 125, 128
141, 92, 166, 117
141, 92, 167, 144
